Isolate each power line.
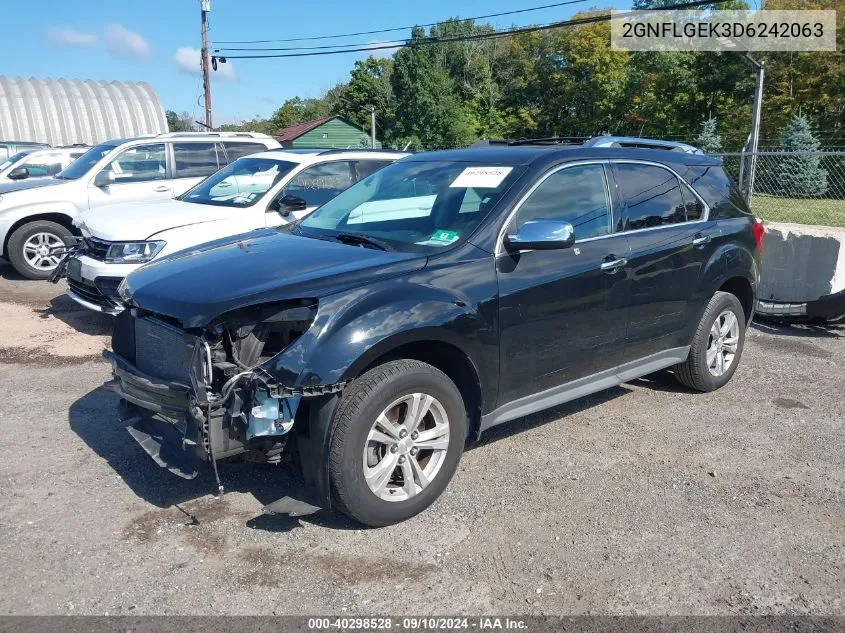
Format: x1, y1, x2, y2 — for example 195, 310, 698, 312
217, 0, 728, 60
212, 0, 594, 45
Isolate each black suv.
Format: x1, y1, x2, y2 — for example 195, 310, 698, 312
107, 139, 761, 526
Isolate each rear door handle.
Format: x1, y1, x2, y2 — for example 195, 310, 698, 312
692, 234, 711, 246
154, 185, 170, 192
600, 257, 628, 273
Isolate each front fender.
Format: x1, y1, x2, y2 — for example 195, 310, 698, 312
262, 281, 489, 389
0, 201, 83, 255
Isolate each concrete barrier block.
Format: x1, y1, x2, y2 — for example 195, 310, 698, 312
760, 222, 845, 303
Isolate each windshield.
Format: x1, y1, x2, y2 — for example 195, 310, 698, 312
0, 151, 31, 171
57, 143, 117, 180
179, 157, 298, 207
297, 160, 524, 251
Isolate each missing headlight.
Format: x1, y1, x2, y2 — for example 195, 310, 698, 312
213, 299, 317, 370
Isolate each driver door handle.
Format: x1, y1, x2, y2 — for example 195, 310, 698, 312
154, 185, 170, 192
600, 257, 628, 273
692, 233, 712, 247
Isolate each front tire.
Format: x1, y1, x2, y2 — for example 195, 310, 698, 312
675, 291, 746, 392
7, 220, 73, 280
329, 359, 467, 527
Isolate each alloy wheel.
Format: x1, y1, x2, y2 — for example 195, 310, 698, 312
707, 309, 740, 376
363, 392, 451, 502
22, 232, 64, 271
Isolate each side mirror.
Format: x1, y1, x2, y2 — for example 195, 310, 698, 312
8, 166, 29, 181
93, 170, 115, 187
504, 220, 576, 251
276, 193, 307, 217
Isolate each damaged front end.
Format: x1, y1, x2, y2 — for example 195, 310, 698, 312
105, 299, 344, 490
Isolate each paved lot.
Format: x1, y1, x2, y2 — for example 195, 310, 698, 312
0, 262, 843, 615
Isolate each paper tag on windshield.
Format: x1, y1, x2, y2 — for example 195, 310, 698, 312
450, 166, 513, 189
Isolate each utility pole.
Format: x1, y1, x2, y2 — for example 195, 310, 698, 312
370, 108, 376, 149
200, 0, 213, 130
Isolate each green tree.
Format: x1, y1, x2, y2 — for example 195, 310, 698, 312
391, 27, 476, 149
165, 109, 193, 132
340, 57, 397, 144
694, 117, 723, 154
772, 115, 828, 197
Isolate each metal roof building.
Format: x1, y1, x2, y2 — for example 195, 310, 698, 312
0, 76, 168, 146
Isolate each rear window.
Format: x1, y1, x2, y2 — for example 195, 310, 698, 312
615, 163, 686, 230
173, 142, 221, 178
223, 142, 270, 162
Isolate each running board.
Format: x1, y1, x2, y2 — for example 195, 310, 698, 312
481, 346, 690, 430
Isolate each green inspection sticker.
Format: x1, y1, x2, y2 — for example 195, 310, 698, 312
430, 230, 460, 244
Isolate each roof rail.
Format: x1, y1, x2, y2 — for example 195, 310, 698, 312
472, 137, 585, 147
316, 148, 409, 156
155, 131, 274, 139
584, 136, 703, 154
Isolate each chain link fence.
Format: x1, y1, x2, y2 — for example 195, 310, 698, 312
711, 150, 845, 228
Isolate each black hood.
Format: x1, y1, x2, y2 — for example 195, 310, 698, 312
125, 229, 427, 328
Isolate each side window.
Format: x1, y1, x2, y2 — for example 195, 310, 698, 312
173, 142, 220, 178
283, 161, 355, 208
352, 160, 393, 182
105, 144, 166, 183
516, 164, 612, 240
23, 153, 64, 177
680, 181, 704, 221
223, 142, 269, 162
615, 163, 686, 230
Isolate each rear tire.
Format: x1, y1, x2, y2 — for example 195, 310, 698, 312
675, 291, 746, 392
329, 359, 467, 527
7, 220, 73, 280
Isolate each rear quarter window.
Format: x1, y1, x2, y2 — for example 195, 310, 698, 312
685, 165, 751, 218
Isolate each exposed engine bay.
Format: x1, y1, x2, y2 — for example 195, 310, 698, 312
105, 299, 344, 490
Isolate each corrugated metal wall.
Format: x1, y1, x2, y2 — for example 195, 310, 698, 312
0, 76, 168, 146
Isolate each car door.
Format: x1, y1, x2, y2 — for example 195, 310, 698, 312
87, 143, 173, 210
265, 160, 357, 227
496, 162, 631, 405
611, 161, 720, 361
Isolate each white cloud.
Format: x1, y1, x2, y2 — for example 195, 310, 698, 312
46, 26, 97, 48
173, 46, 238, 81
104, 24, 151, 60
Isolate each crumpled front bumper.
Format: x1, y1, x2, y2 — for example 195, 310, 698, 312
104, 350, 191, 417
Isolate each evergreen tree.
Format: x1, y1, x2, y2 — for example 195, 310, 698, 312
772, 115, 828, 197
693, 117, 723, 154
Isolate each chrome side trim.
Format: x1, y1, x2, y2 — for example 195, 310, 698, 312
480, 346, 690, 430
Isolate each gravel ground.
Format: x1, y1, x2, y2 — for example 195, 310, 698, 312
0, 263, 843, 616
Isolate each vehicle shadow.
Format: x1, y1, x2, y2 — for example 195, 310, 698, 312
67, 385, 358, 533
37, 293, 113, 336
752, 316, 844, 339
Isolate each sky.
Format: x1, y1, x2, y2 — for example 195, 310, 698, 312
1, 0, 628, 126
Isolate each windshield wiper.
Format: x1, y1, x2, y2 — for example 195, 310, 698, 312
333, 232, 393, 251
